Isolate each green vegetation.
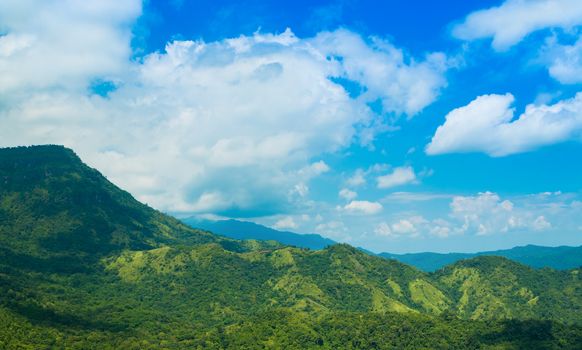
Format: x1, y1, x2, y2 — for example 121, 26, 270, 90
1, 145, 581, 349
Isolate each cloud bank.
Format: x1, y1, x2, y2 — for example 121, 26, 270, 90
0, 1, 449, 217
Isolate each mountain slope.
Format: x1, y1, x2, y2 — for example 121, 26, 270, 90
435, 256, 582, 323
381, 245, 582, 272
0, 146, 216, 257
184, 218, 336, 250
1, 145, 581, 348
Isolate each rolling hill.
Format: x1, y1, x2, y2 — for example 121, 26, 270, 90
0, 145, 581, 349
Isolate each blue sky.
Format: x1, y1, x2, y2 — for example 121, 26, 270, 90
1, 0, 581, 253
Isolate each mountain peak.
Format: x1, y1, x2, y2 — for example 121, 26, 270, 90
0, 145, 216, 261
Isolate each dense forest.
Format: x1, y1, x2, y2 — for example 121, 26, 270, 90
0, 145, 581, 349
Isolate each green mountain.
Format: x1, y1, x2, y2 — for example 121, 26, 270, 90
381, 245, 582, 272
183, 218, 336, 250
435, 256, 582, 323
1, 145, 581, 349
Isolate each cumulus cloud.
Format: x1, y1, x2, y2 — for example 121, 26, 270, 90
315, 220, 351, 241
429, 219, 454, 238
273, 216, 298, 230
377, 166, 417, 189
382, 191, 452, 202
312, 29, 450, 116
391, 219, 418, 235
450, 192, 551, 235
0, 2, 449, 217
373, 192, 559, 240
426, 93, 582, 156
544, 35, 582, 84
453, 0, 582, 51
0, 0, 141, 92
374, 216, 425, 238
346, 169, 366, 187
374, 222, 393, 237
343, 200, 383, 215
533, 215, 552, 230
339, 188, 357, 201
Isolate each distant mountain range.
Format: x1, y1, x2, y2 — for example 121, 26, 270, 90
380, 245, 582, 272
183, 218, 336, 250
184, 218, 582, 271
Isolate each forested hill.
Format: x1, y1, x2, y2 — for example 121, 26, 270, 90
0, 145, 581, 349
0, 146, 278, 262
0, 145, 214, 256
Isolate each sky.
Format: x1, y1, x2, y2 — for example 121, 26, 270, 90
1, 0, 582, 253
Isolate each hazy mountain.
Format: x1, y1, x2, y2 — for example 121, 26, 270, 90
184, 218, 336, 250
0, 146, 580, 348
381, 245, 582, 272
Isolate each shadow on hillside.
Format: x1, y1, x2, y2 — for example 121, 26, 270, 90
0, 247, 94, 274
474, 319, 555, 349
4, 300, 127, 332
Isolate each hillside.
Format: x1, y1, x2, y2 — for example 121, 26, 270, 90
184, 218, 336, 250
0, 146, 581, 348
435, 256, 582, 323
381, 245, 582, 272
0, 146, 217, 258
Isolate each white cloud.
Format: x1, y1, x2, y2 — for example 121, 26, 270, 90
426, 93, 582, 156
533, 215, 552, 230
273, 216, 298, 230
449, 192, 552, 235
374, 216, 424, 238
299, 161, 330, 177
372, 192, 562, 240
312, 29, 450, 116
430, 219, 453, 238
391, 219, 417, 235
377, 166, 417, 189
315, 220, 350, 241
383, 192, 452, 202
344, 200, 383, 215
374, 222, 392, 236
339, 188, 357, 201
346, 169, 366, 187
186, 191, 233, 213
0, 0, 141, 92
453, 0, 582, 51
0, 3, 448, 216
292, 183, 310, 197
544, 35, 582, 84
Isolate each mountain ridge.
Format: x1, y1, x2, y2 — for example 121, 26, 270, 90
381, 244, 582, 272
184, 215, 582, 272
183, 217, 336, 250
